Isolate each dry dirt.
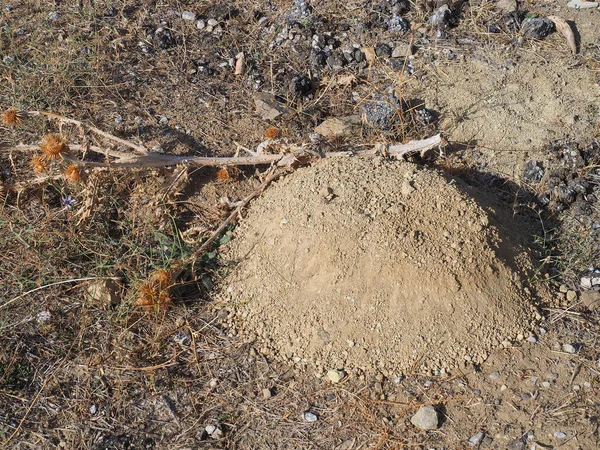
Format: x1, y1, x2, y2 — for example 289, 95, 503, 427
2, 0, 600, 449
221, 157, 546, 376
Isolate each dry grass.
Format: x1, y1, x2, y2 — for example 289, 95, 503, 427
1, 0, 600, 449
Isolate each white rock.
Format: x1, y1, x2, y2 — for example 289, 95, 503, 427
303, 411, 318, 422
562, 343, 577, 354
182, 11, 196, 21
207, 19, 218, 26
37, 310, 51, 323
196, 20, 206, 30
567, 0, 599, 8
410, 405, 439, 430
327, 369, 346, 383
554, 431, 567, 439
262, 388, 272, 399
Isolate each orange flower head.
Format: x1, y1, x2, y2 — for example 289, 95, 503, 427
1, 108, 26, 127
40, 134, 69, 160
64, 164, 82, 183
216, 167, 230, 181
30, 156, 47, 173
150, 269, 171, 289
265, 126, 280, 139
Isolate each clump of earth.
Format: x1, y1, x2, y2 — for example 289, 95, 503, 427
220, 157, 544, 376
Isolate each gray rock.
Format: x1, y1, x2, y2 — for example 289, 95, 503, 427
468, 432, 485, 446
303, 411, 318, 422
375, 43, 392, 58
496, 0, 518, 13
196, 19, 206, 30
182, 11, 196, 21
429, 5, 452, 29
567, 0, 599, 8
253, 92, 294, 120
392, 43, 414, 58
207, 19, 218, 26
554, 431, 567, 439
48, 11, 60, 20
410, 405, 439, 430
287, 0, 312, 24
262, 388, 272, 399
562, 343, 578, 354
360, 94, 401, 129
387, 15, 410, 32
205, 424, 224, 439
521, 18, 555, 39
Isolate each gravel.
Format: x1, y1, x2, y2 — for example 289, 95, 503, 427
303, 411, 319, 422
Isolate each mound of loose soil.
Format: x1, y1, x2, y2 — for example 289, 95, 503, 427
220, 157, 540, 376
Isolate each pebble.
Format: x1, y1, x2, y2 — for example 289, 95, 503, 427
521, 18, 555, 40
526, 335, 537, 343
554, 431, 567, 439
36, 310, 51, 323
489, 371, 500, 380
181, 11, 196, 21
303, 411, 318, 422
566, 290, 577, 302
410, 405, 439, 430
207, 19, 218, 27
327, 369, 346, 383
392, 43, 413, 58
467, 432, 485, 447
208, 378, 218, 388
90, 404, 97, 414
567, 0, 599, 7
253, 92, 294, 120
205, 425, 224, 439
544, 372, 559, 381
196, 19, 206, 30
562, 343, 578, 354
48, 11, 60, 20
262, 388, 272, 399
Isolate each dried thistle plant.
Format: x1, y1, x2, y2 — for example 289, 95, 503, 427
64, 164, 82, 183
134, 269, 174, 312
1, 108, 26, 127
29, 156, 48, 174
40, 133, 69, 160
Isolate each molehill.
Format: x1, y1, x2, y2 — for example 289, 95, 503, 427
219, 157, 541, 376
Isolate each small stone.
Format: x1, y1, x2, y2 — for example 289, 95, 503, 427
410, 405, 439, 430
496, 0, 517, 13
542, 381, 551, 388
581, 290, 600, 310
253, 92, 294, 120
315, 116, 361, 138
429, 5, 452, 29
208, 378, 218, 388
375, 43, 392, 58
205, 425, 223, 439
90, 404, 97, 414
566, 290, 577, 302
196, 19, 206, 29
554, 431, 567, 439
526, 336, 537, 343
401, 180, 415, 196
559, 284, 569, 293
86, 280, 121, 307
489, 371, 500, 380
303, 411, 318, 422
482, 437, 493, 446
36, 310, 51, 323
262, 388, 272, 399
521, 18, 555, 40
468, 432, 485, 447
500, 384, 507, 391
562, 343, 578, 354
392, 43, 414, 58
207, 19, 218, 26
327, 369, 346, 383
115, 116, 124, 125
567, 0, 599, 8
182, 11, 196, 21
48, 11, 60, 20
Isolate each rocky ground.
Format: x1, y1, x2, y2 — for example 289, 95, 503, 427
1, 0, 600, 449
